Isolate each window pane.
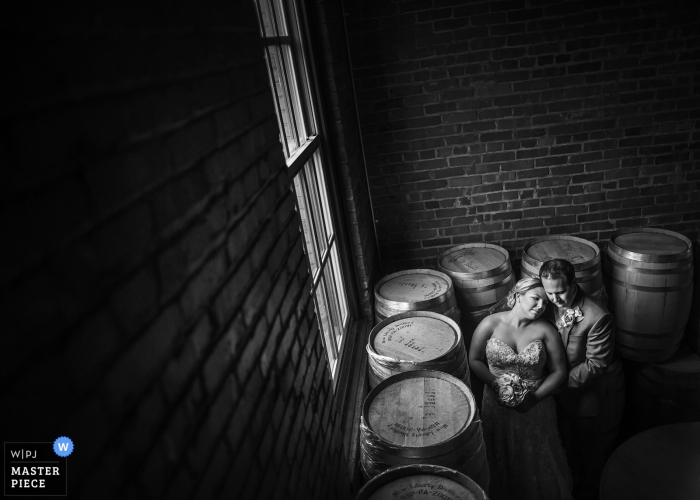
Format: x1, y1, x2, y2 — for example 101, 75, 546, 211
329, 244, 348, 326
255, 0, 350, 383
256, 0, 288, 37
311, 150, 334, 243
303, 156, 328, 259
265, 45, 306, 157
288, 22, 317, 136
316, 278, 338, 364
293, 173, 320, 276
322, 259, 343, 346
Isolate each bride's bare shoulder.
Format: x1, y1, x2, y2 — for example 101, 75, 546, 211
532, 317, 557, 335
480, 311, 508, 328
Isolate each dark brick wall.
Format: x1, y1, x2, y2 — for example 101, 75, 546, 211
346, 0, 700, 272
1, 2, 363, 499
314, 0, 382, 318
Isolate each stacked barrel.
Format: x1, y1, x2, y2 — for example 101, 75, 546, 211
359, 371, 489, 493
374, 269, 460, 325
603, 228, 698, 433
605, 228, 694, 362
363, 263, 496, 496
367, 312, 470, 389
370, 268, 471, 394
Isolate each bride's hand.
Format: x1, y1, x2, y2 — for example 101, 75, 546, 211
514, 393, 539, 413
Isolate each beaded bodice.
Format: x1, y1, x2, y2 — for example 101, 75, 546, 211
486, 338, 546, 382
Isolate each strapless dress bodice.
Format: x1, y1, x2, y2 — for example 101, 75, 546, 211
486, 338, 547, 381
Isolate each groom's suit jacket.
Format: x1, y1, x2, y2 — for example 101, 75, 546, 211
544, 285, 616, 417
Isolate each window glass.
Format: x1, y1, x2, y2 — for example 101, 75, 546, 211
256, 0, 287, 37
264, 45, 305, 156
255, 0, 350, 382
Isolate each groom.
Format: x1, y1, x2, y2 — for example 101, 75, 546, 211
539, 259, 622, 500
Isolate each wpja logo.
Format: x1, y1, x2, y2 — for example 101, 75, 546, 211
4, 437, 72, 496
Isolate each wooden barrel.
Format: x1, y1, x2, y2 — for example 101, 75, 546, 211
367, 312, 471, 390
521, 235, 606, 303
374, 270, 460, 325
437, 244, 514, 339
605, 227, 694, 362
360, 370, 489, 492
355, 464, 489, 500
631, 346, 700, 433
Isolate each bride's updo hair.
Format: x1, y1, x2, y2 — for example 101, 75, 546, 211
506, 277, 544, 309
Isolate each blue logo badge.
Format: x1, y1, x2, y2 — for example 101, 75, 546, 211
53, 437, 74, 457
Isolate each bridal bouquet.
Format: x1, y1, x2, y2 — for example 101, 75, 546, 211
492, 372, 531, 407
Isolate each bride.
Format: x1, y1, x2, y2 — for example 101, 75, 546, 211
468, 277, 573, 500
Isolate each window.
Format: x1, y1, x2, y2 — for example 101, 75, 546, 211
254, 0, 350, 381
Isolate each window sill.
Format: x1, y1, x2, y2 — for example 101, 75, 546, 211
335, 317, 371, 494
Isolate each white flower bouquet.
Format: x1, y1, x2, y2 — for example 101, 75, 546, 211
492, 372, 532, 407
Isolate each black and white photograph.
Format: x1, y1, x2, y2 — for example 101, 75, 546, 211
2, 1, 700, 499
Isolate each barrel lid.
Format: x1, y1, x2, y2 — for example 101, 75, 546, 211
365, 371, 473, 449
524, 236, 598, 265
614, 232, 689, 256
608, 227, 693, 263
364, 473, 479, 500
372, 315, 458, 362
438, 244, 509, 276
377, 271, 451, 304
355, 465, 487, 500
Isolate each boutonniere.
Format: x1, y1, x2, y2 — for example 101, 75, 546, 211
561, 306, 584, 328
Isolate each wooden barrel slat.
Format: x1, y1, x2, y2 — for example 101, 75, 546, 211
520, 235, 605, 299
361, 371, 489, 491
367, 312, 471, 389
606, 228, 694, 362
354, 465, 489, 500
437, 244, 514, 341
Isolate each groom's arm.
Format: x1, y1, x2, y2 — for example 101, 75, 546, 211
568, 312, 615, 388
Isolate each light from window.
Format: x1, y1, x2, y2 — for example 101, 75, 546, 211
254, 0, 349, 380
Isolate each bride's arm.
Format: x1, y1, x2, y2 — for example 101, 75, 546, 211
531, 321, 568, 401
516, 322, 568, 413
468, 316, 498, 387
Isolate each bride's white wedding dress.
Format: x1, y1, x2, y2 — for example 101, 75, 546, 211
482, 338, 573, 500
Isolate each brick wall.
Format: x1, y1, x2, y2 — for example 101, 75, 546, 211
1, 3, 359, 499
346, 0, 700, 273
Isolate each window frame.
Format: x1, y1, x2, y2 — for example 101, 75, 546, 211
254, 0, 361, 388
